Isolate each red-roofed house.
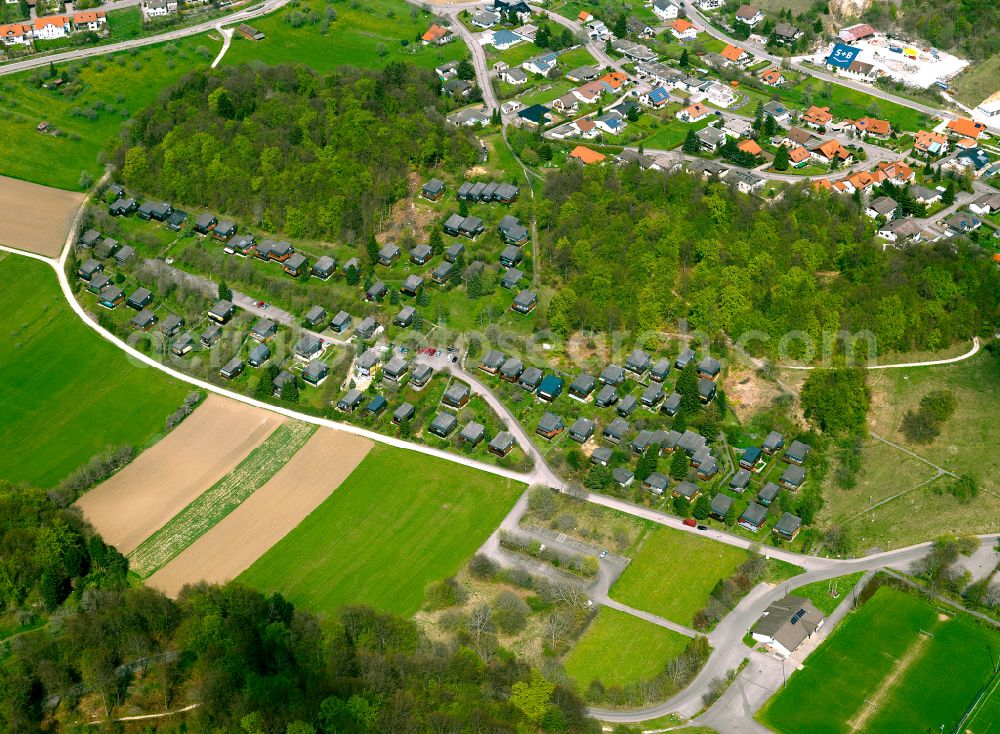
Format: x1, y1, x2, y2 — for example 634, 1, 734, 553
33, 15, 71, 40
759, 68, 785, 86
677, 101, 710, 122
738, 139, 763, 156
570, 146, 606, 165
787, 146, 811, 167
73, 10, 107, 30
946, 117, 986, 140
851, 117, 892, 139
721, 43, 751, 67
422, 23, 454, 45
811, 139, 852, 164
670, 18, 697, 40
802, 105, 833, 129
875, 160, 915, 185
0, 22, 33, 45
913, 130, 948, 157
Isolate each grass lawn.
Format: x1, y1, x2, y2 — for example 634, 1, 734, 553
789, 572, 865, 616
758, 586, 1000, 734
0, 254, 190, 488
0, 35, 219, 191
639, 116, 712, 150
609, 526, 747, 626
239, 443, 522, 616
563, 607, 690, 690
967, 675, 1000, 734
951, 52, 1000, 108
222, 0, 467, 73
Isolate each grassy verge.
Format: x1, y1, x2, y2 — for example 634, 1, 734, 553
564, 607, 690, 689
790, 572, 865, 616
0, 254, 190, 488
239, 444, 522, 616
128, 421, 316, 576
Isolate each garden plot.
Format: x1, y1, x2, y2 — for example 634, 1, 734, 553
127, 420, 316, 577
147, 427, 372, 596
76, 395, 284, 554
0, 175, 84, 257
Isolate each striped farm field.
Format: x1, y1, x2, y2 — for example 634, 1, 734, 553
128, 421, 316, 577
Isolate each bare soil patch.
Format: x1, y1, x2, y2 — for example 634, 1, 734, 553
725, 366, 788, 422
0, 175, 85, 257
146, 427, 373, 597
76, 395, 284, 554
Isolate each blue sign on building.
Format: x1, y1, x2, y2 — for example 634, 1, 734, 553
826, 43, 861, 69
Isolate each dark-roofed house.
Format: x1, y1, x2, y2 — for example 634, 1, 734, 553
461, 421, 486, 446
617, 395, 638, 417
500, 357, 524, 381
295, 334, 323, 361
393, 402, 416, 424
331, 310, 352, 333
220, 357, 244, 380
304, 306, 327, 329
731, 468, 751, 492
489, 431, 516, 456
569, 417, 595, 442
171, 332, 195, 356
312, 255, 336, 280
612, 466, 635, 487
673, 480, 700, 501
127, 287, 153, 310
366, 280, 388, 302
650, 358, 671, 382
212, 220, 237, 241
641, 382, 665, 408
600, 364, 625, 386
500, 245, 523, 268
698, 356, 721, 380
132, 309, 157, 331
355, 348, 380, 377
501, 267, 524, 289
98, 286, 124, 309
201, 323, 222, 347
383, 356, 409, 382
194, 213, 217, 234
166, 210, 189, 231
161, 314, 184, 337
283, 253, 309, 277
698, 455, 718, 479
751, 595, 823, 658
272, 370, 294, 397
699, 378, 717, 403
763, 431, 784, 454
537, 374, 564, 401
208, 299, 235, 324
88, 273, 111, 294
625, 348, 651, 374
446, 242, 465, 262
79, 229, 101, 248
459, 215, 485, 238
411, 363, 433, 389
78, 258, 103, 280
248, 343, 270, 368
250, 318, 277, 343
378, 243, 401, 266
338, 389, 364, 412
410, 244, 433, 265
512, 290, 537, 314
603, 417, 630, 444
643, 472, 669, 496
739, 501, 769, 532
94, 237, 118, 258
114, 245, 135, 265
495, 183, 519, 203
662, 392, 682, 416
430, 412, 458, 437
569, 373, 596, 400
675, 347, 696, 369
422, 178, 445, 201
394, 305, 415, 327
342, 257, 359, 273
773, 513, 802, 541
356, 316, 378, 340
710, 494, 734, 520
401, 274, 424, 297
784, 440, 810, 465
591, 446, 613, 466
740, 446, 763, 470
780, 464, 806, 489
432, 261, 454, 283
443, 381, 471, 408
595, 384, 619, 408
677, 430, 707, 456
109, 197, 138, 216
519, 366, 543, 391
480, 349, 505, 373
757, 481, 782, 506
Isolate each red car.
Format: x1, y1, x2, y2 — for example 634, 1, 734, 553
683, 518, 698, 528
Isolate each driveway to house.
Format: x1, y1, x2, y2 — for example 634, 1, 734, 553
0, 0, 291, 77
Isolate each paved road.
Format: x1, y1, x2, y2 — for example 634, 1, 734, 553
210, 25, 234, 69
0, 0, 290, 77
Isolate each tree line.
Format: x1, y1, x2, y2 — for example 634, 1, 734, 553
538, 165, 1000, 358
113, 62, 480, 244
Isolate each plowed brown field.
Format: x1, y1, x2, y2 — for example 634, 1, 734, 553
0, 175, 85, 257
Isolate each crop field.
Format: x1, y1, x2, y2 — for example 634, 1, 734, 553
147, 427, 373, 596
563, 607, 690, 690
0, 34, 219, 190
222, 0, 467, 73
759, 586, 1000, 734
239, 444, 522, 616
0, 254, 189, 488
128, 421, 316, 577
609, 526, 747, 626
0, 176, 84, 257
76, 395, 284, 553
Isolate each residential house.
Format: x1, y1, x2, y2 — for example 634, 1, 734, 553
625, 348, 651, 375
448, 106, 490, 127
312, 255, 336, 280
445, 242, 465, 262
721, 43, 751, 67
710, 494, 734, 520
411, 363, 433, 389
866, 195, 898, 220
523, 52, 558, 76
757, 481, 782, 507
946, 117, 987, 140
141, 0, 178, 17
208, 299, 235, 324
226, 234, 255, 256
200, 324, 222, 347
969, 192, 1000, 216
393, 305, 415, 327
877, 217, 922, 244
422, 178, 445, 201
443, 382, 471, 409
432, 261, 454, 283
365, 280, 387, 302
220, 357, 244, 380
652, 0, 677, 20
355, 349, 380, 377
283, 253, 308, 277
626, 16, 653, 38
670, 18, 697, 40
913, 130, 948, 157
485, 29, 526, 51
781, 464, 806, 489
295, 334, 323, 362
98, 286, 124, 310
569, 417, 595, 443
773, 513, 803, 541
643, 472, 670, 496
851, 116, 891, 139
811, 139, 852, 165
519, 366, 543, 391
595, 384, 619, 408
537, 374, 564, 401
489, 431, 516, 457
330, 310, 352, 333
569, 373, 596, 400
356, 315, 379, 339
470, 10, 499, 28
32, 15, 71, 40
566, 64, 600, 82
400, 274, 424, 297
617, 394, 639, 417
613, 38, 656, 62
500, 68, 529, 85
131, 310, 157, 331
944, 210, 982, 235
500, 357, 525, 382
212, 220, 237, 241
337, 389, 364, 412
421, 23, 453, 45
760, 67, 786, 87
603, 417, 630, 445
126, 287, 153, 310
591, 446, 613, 466
641, 382, 665, 408
250, 318, 277, 343
801, 105, 833, 129
784, 440, 810, 464
0, 23, 33, 46
460, 422, 486, 446
673, 480, 700, 502
698, 378, 717, 403
734, 4, 763, 27
248, 343, 270, 368
612, 466, 635, 487
773, 22, 801, 43
480, 349, 505, 374
952, 147, 991, 177
365, 395, 387, 415
536, 412, 564, 440
640, 86, 671, 109
762, 431, 784, 454
512, 289, 537, 314
649, 358, 671, 383
677, 101, 711, 123
393, 402, 416, 424
730, 468, 751, 492
739, 501, 769, 532
697, 126, 727, 151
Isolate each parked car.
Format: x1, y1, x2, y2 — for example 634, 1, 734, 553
599, 549, 609, 559
683, 518, 698, 528
697, 525, 708, 531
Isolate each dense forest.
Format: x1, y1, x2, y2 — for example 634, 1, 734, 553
863, 0, 1000, 59
114, 63, 479, 242
538, 166, 1000, 357
0, 481, 595, 733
